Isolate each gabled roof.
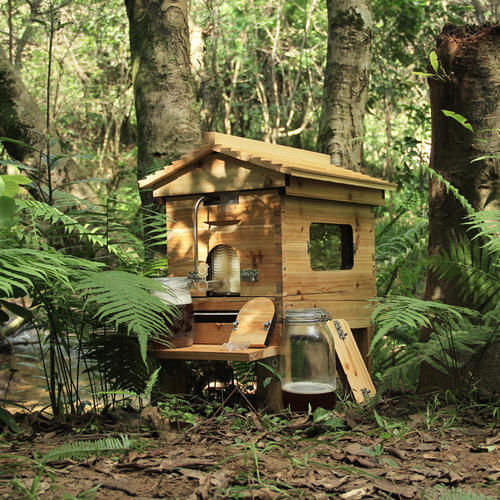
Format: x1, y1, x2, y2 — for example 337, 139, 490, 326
138, 132, 396, 192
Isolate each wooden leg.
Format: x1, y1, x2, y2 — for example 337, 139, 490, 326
154, 359, 187, 397
255, 356, 282, 412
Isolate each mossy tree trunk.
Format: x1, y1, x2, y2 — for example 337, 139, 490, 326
0, 47, 47, 184
317, 0, 372, 172
420, 24, 500, 392
125, 0, 202, 208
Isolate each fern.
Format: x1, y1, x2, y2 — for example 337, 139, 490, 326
93, 367, 161, 400
466, 209, 500, 255
16, 199, 140, 265
419, 162, 475, 215
376, 217, 428, 295
42, 434, 132, 463
371, 296, 479, 349
76, 271, 179, 362
0, 248, 102, 297
430, 236, 500, 312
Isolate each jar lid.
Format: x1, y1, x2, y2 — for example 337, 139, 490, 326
284, 308, 332, 323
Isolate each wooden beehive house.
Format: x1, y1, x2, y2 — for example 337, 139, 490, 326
139, 132, 395, 365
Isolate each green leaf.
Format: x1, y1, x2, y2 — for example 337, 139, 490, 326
0, 177, 4, 196
412, 71, 435, 78
0, 407, 21, 434
0, 137, 39, 152
442, 110, 474, 132
0, 196, 16, 218
429, 50, 439, 74
470, 154, 500, 163
0, 175, 31, 197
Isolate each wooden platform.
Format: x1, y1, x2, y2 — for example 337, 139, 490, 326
148, 344, 280, 362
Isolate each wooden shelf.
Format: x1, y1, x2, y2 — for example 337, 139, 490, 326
148, 344, 280, 362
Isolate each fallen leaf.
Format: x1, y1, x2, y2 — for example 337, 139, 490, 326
371, 477, 416, 498
340, 487, 371, 499
314, 476, 348, 491
419, 432, 437, 443
385, 446, 407, 460
408, 473, 426, 482
486, 433, 500, 446
97, 478, 137, 496
179, 468, 206, 480
343, 443, 370, 457
93, 459, 115, 474
416, 443, 440, 452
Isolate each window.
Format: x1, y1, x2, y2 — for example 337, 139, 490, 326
309, 223, 354, 271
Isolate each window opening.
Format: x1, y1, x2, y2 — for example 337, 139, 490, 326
309, 223, 354, 271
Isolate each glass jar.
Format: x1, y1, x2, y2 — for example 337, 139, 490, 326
150, 277, 194, 348
280, 308, 336, 411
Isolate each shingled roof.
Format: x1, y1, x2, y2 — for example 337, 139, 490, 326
138, 132, 396, 192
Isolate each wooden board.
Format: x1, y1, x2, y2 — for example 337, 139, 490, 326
153, 154, 286, 197
282, 196, 376, 298
193, 322, 233, 344
148, 344, 280, 362
286, 177, 386, 206
282, 297, 373, 329
328, 319, 375, 403
229, 297, 275, 348
166, 191, 283, 297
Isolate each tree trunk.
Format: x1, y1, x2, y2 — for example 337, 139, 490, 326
125, 0, 202, 204
0, 47, 46, 180
420, 24, 500, 392
317, 0, 372, 171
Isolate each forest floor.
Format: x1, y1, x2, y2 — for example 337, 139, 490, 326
0, 393, 499, 499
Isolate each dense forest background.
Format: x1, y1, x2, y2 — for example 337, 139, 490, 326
0, 0, 499, 414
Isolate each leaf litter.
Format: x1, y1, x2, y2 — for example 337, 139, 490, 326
0, 393, 499, 499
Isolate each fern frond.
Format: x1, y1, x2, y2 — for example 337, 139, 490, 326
143, 367, 161, 398
0, 248, 102, 297
430, 236, 500, 312
466, 209, 500, 255
419, 163, 475, 215
16, 199, 140, 265
42, 434, 132, 463
76, 272, 179, 362
82, 334, 152, 394
371, 296, 479, 349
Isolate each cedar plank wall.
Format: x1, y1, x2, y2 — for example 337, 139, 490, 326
282, 195, 376, 329
165, 190, 284, 345
166, 190, 282, 297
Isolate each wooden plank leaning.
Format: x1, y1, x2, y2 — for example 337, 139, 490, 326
327, 318, 376, 403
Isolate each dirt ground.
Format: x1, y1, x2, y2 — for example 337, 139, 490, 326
0, 394, 499, 499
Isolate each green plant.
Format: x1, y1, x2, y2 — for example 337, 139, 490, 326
42, 434, 132, 463
372, 409, 410, 440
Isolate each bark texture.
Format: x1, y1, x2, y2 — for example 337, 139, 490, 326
125, 0, 202, 197
0, 46, 46, 178
421, 24, 500, 392
317, 0, 372, 171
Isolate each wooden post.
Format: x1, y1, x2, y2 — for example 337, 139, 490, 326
155, 359, 187, 397
255, 356, 282, 412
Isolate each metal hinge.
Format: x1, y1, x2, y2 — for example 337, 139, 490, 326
232, 320, 240, 331
306, 241, 311, 253
264, 320, 271, 331
333, 320, 347, 340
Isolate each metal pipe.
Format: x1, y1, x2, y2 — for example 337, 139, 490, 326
193, 195, 206, 276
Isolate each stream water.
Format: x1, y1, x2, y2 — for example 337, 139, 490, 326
1, 328, 94, 413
